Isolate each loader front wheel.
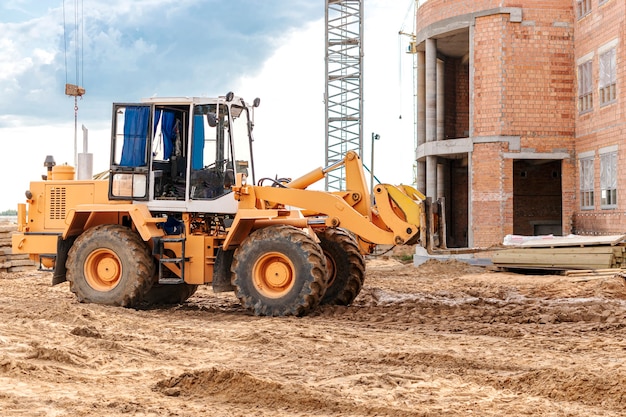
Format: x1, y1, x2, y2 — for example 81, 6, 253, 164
317, 228, 365, 305
66, 225, 155, 307
232, 225, 327, 316
143, 283, 198, 305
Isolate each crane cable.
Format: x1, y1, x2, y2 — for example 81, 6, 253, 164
62, 0, 85, 167
398, 0, 416, 120
62, 0, 84, 90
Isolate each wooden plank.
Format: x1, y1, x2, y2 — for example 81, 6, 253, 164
493, 250, 614, 263
565, 268, 622, 276
504, 234, 626, 248
492, 250, 614, 269
495, 246, 616, 255
495, 263, 613, 270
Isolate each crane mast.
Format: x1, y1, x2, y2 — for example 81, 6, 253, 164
324, 0, 363, 191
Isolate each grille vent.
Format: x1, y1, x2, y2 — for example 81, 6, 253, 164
49, 187, 67, 220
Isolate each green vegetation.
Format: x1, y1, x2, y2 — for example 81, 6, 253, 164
1, 209, 17, 216
395, 254, 414, 263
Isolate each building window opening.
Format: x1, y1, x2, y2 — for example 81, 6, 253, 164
578, 61, 593, 113
576, 0, 592, 19
600, 151, 617, 208
579, 157, 594, 210
599, 48, 617, 106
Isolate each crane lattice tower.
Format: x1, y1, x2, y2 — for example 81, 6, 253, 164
325, 0, 363, 191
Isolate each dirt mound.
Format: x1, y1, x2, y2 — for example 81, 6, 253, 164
154, 367, 405, 416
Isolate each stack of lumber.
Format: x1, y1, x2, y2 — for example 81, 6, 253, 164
491, 234, 626, 271
0, 224, 37, 272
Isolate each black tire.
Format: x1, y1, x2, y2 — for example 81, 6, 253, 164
143, 283, 198, 305
231, 225, 327, 316
66, 225, 155, 307
317, 228, 365, 305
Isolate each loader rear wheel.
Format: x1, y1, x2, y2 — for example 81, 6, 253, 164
232, 225, 327, 316
317, 228, 365, 306
66, 225, 155, 307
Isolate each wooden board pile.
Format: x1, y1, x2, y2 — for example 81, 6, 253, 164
0, 224, 37, 272
491, 234, 626, 272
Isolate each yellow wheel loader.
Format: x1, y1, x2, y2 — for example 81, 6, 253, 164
12, 92, 446, 316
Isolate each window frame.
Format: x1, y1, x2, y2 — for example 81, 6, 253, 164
600, 150, 618, 209
578, 60, 593, 113
599, 47, 617, 106
579, 155, 595, 210
576, 0, 592, 19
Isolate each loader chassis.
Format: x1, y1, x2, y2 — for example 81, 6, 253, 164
12, 93, 444, 316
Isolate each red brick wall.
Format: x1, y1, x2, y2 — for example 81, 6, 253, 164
422, 1, 577, 246
471, 143, 514, 247
501, 8, 575, 138
416, 0, 625, 244
473, 9, 575, 138
573, 0, 626, 234
473, 14, 506, 136
417, 0, 572, 34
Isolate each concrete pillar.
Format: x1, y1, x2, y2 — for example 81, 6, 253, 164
469, 25, 475, 137
417, 51, 426, 146
467, 152, 474, 247
425, 39, 437, 199
437, 163, 445, 199
425, 39, 437, 143
467, 26, 475, 247
416, 51, 426, 192
437, 58, 445, 141
417, 161, 426, 193
426, 156, 437, 200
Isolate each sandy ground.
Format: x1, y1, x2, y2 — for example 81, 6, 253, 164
1, 253, 625, 416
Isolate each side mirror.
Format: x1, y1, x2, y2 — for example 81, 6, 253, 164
207, 113, 218, 127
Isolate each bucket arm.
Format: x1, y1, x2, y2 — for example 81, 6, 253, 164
227, 150, 445, 254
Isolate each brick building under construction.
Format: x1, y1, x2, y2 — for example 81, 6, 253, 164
412, 0, 624, 248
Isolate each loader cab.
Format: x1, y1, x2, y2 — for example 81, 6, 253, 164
108, 94, 257, 213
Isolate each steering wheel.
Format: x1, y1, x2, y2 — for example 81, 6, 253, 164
204, 159, 228, 170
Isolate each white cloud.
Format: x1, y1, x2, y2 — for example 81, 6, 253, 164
238, 2, 417, 189
237, 20, 326, 185
0, 1, 419, 210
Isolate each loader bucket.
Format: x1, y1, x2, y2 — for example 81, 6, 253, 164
381, 185, 447, 251
420, 197, 448, 253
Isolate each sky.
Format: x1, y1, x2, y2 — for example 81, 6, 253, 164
0, 0, 418, 210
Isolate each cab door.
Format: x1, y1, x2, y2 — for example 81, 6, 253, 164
109, 104, 151, 200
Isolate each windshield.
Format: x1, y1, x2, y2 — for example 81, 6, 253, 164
229, 104, 253, 183
189, 102, 253, 200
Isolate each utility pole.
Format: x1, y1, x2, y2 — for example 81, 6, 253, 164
370, 132, 380, 196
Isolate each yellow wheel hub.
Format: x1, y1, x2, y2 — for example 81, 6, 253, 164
84, 249, 122, 291
253, 252, 295, 298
